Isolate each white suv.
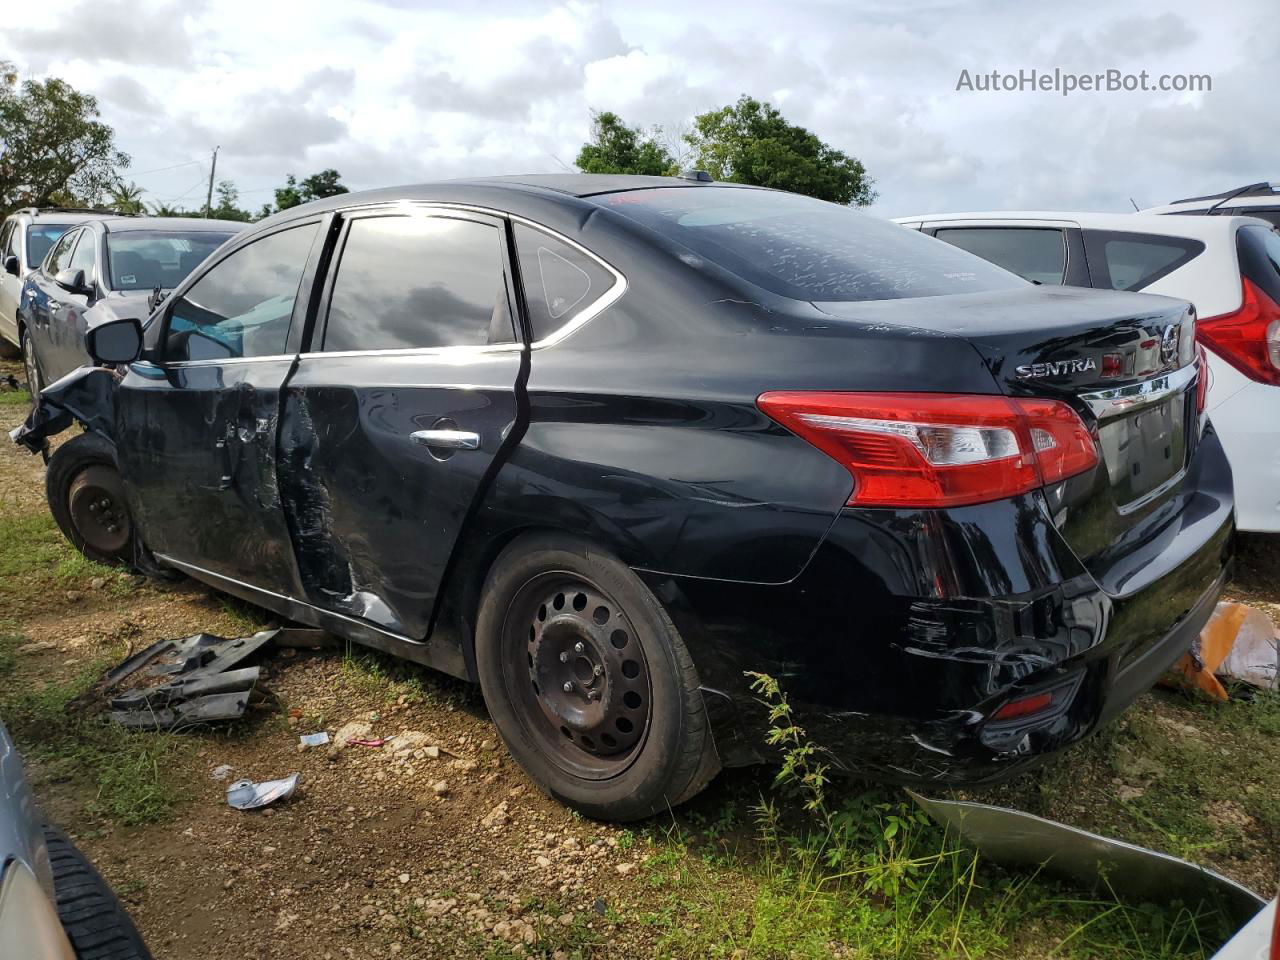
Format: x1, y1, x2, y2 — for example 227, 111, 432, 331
892, 210, 1280, 533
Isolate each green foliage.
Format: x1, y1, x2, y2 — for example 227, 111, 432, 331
209, 179, 253, 221
686, 95, 875, 205
271, 168, 350, 213
0, 60, 129, 212
746, 670, 831, 821
575, 111, 676, 176
107, 179, 145, 215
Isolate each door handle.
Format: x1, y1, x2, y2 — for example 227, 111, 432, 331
410, 429, 480, 450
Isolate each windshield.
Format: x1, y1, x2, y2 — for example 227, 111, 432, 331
106, 231, 234, 292
592, 187, 1026, 302
25, 223, 74, 268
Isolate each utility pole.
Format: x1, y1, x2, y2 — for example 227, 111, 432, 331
204, 146, 219, 218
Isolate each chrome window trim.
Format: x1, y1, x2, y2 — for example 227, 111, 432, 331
162, 353, 297, 368
309, 200, 626, 353
298, 343, 523, 361
1080, 362, 1199, 419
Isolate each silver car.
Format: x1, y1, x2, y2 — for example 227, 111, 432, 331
0, 720, 150, 958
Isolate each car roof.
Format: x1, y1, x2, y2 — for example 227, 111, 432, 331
96, 216, 247, 234
8, 209, 115, 225
892, 210, 1272, 239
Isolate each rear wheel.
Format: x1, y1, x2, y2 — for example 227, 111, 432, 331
476, 533, 719, 821
46, 433, 137, 568
44, 825, 152, 960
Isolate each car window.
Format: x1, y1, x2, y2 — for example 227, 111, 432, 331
44, 229, 81, 275
321, 215, 507, 352
69, 229, 96, 278
1081, 230, 1205, 292
933, 227, 1068, 285
164, 223, 318, 363
590, 187, 1024, 302
1237, 225, 1280, 303
107, 231, 234, 292
0, 222, 13, 259
513, 224, 617, 342
27, 223, 73, 269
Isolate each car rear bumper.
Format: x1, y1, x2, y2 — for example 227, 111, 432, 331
648, 428, 1235, 783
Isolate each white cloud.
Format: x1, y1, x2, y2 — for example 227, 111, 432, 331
0, 0, 1273, 217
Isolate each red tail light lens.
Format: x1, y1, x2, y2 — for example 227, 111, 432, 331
1197, 277, 1280, 386
991, 692, 1055, 721
757, 391, 1099, 508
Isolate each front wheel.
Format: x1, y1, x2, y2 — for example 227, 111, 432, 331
476, 533, 719, 821
20, 325, 41, 404
46, 432, 137, 568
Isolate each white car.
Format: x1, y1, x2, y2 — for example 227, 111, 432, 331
1143, 181, 1280, 229
1211, 896, 1276, 960
892, 211, 1280, 533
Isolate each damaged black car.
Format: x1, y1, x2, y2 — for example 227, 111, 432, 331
11, 175, 1233, 821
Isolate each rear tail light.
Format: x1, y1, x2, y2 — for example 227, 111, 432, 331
1197, 277, 1280, 386
990, 691, 1055, 721
757, 391, 1099, 508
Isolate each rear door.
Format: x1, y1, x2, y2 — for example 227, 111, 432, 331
24, 228, 82, 378
113, 219, 324, 596
278, 205, 525, 639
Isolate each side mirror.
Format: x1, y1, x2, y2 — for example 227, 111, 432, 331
2, 255, 17, 277
54, 268, 92, 296
86, 317, 143, 365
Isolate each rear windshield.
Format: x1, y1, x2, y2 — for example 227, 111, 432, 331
25, 223, 73, 268
106, 231, 234, 291
591, 187, 1026, 302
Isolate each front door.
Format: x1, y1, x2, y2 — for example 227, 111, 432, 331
114, 220, 324, 597
278, 206, 525, 638
23, 228, 82, 387
47, 225, 99, 380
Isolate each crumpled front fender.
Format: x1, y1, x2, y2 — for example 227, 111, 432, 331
9, 366, 119, 455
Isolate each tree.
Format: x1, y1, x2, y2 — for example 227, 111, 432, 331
210, 179, 253, 221
575, 111, 675, 176
147, 200, 184, 217
272, 168, 349, 212
0, 60, 129, 212
685, 96, 875, 205
108, 180, 145, 215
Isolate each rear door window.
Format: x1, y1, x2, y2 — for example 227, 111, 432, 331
590, 187, 1023, 302
933, 227, 1068, 285
165, 223, 318, 363
27, 223, 73, 269
1082, 230, 1204, 291
513, 224, 618, 342
321, 214, 510, 352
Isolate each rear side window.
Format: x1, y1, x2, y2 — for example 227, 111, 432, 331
513, 224, 617, 342
1237, 225, 1280, 302
933, 227, 1067, 285
1082, 230, 1204, 291
322, 215, 509, 352
27, 223, 72, 269
44, 229, 80, 275
165, 223, 318, 363
591, 187, 1023, 302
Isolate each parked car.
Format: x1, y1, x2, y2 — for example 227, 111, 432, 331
893, 210, 1280, 533
18, 216, 244, 393
0, 208, 115, 358
0, 719, 151, 959
1211, 895, 1276, 960
13, 175, 1232, 821
1143, 180, 1280, 228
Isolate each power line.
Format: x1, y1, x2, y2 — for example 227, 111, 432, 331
127, 158, 205, 178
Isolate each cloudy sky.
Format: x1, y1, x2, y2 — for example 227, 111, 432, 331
2, 0, 1274, 218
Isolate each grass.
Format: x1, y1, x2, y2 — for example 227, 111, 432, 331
0, 650, 190, 826
0, 388, 30, 407
338, 641, 472, 709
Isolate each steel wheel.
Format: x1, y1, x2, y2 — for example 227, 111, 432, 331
67, 464, 132, 557
504, 573, 653, 780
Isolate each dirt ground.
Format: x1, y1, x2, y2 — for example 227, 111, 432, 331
1, 359, 1277, 960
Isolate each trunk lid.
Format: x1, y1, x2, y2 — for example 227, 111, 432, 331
816, 286, 1202, 589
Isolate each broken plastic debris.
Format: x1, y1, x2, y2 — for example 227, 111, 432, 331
1167, 602, 1279, 699
346, 737, 390, 748
910, 791, 1266, 929
226, 774, 300, 810
210, 764, 234, 781
299, 732, 330, 747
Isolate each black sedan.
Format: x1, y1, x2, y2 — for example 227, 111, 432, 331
12, 175, 1233, 821
18, 216, 243, 393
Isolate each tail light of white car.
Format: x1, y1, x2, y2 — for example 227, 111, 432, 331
1198, 276, 1280, 386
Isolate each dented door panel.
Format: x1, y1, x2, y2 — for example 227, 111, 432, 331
114, 359, 304, 595
278, 350, 524, 638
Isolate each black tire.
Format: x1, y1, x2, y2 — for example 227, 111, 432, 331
43, 826, 152, 960
20, 324, 41, 403
476, 533, 719, 821
46, 432, 137, 568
